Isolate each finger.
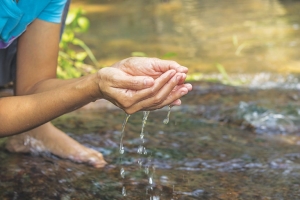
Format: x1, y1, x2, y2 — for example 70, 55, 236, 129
106, 69, 176, 110
145, 86, 189, 110
170, 99, 181, 106
102, 67, 155, 90
178, 73, 186, 85
124, 69, 177, 105
112, 74, 155, 90
141, 83, 190, 110
185, 83, 193, 91
126, 72, 187, 113
152, 58, 188, 74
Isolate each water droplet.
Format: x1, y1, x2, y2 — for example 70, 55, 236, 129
122, 186, 127, 196
120, 168, 125, 178
119, 114, 131, 155
119, 145, 124, 154
143, 147, 147, 155
138, 159, 143, 167
163, 105, 172, 124
163, 118, 169, 124
137, 145, 144, 154
149, 177, 153, 184
144, 166, 149, 174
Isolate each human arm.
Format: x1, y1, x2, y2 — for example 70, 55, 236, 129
15, 19, 191, 111
0, 19, 191, 137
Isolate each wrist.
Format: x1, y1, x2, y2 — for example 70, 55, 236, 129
80, 73, 103, 102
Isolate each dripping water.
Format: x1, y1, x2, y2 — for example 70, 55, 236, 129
122, 186, 127, 196
163, 105, 172, 124
119, 114, 131, 154
119, 114, 130, 196
140, 111, 150, 142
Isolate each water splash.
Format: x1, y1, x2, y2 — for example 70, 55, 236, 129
163, 105, 172, 124
119, 114, 131, 154
238, 102, 298, 134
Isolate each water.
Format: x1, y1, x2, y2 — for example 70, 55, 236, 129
139, 111, 150, 143
2, 0, 300, 198
72, 0, 300, 79
2, 82, 300, 199
3, 82, 300, 199
122, 186, 127, 196
163, 105, 172, 125
119, 114, 130, 155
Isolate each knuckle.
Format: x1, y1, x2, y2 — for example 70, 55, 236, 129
125, 57, 135, 65
153, 95, 163, 105
130, 79, 139, 86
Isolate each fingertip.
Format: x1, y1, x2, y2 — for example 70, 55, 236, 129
185, 83, 193, 91
144, 77, 155, 87
179, 66, 188, 73
179, 73, 187, 84
171, 99, 181, 106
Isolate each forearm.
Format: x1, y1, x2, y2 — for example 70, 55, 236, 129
19, 76, 87, 95
0, 74, 99, 137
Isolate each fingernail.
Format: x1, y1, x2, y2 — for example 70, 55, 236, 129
144, 78, 152, 86
144, 78, 150, 85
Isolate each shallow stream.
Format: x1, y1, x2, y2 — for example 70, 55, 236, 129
2, 82, 300, 199
1, 0, 300, 199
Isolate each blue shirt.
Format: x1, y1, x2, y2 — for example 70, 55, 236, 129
0, 0, 67, 49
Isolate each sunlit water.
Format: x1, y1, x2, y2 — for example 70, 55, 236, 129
72, 0, 300, 83
2, 82, 300, 199
2, 0, 300, 199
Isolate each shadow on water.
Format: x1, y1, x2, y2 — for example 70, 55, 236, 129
2, 0, 300, 199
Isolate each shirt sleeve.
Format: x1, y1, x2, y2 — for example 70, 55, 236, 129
37, 0, 67, 23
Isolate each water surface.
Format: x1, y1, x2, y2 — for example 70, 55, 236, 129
1, 1, 300, 199
72, 0, 300, 77
1, 82, 300, 199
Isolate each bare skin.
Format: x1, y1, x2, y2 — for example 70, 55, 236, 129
1, 18, 192, 168
6, 123, 107, 168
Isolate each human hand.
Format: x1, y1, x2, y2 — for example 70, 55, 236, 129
96, 57, 192, 114
110, 57, 189, 84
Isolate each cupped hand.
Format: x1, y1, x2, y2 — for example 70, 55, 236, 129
111, 57, 189, 84
96, 57, 192, 114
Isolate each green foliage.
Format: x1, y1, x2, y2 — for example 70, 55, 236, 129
57, 8, 99, 79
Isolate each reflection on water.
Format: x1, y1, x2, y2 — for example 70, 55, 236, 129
72, 0, 300, 76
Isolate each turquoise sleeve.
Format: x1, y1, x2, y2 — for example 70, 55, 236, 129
38, 0, 67, 24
